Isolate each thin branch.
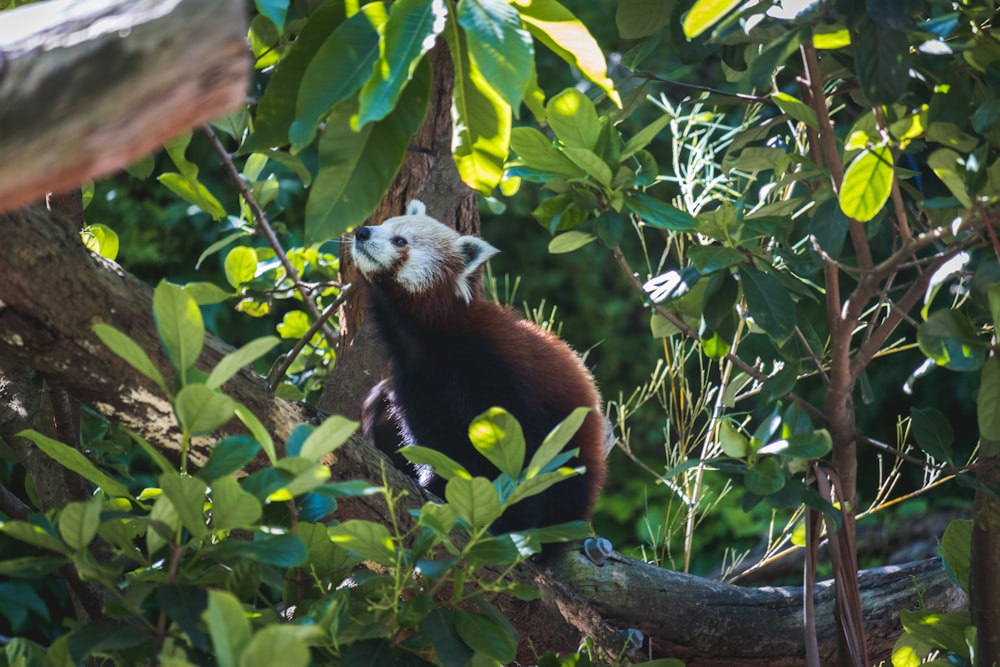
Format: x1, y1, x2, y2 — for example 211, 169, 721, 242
635, 71, 771, 103
201, 125, 339, 352
268, 284, 353, 391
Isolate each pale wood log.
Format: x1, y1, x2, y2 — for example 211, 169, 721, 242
0, 0, 249, 212
0, 206, 967, 664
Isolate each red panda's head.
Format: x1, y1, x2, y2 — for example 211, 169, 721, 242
351, 200, 499, 304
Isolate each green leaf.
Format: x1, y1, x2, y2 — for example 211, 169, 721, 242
771, 92, 818, 130
206, 336, 280, 389
157, 173, 227, 220
255, 0, 289, 32
159, 472, 209, 540
454, 610, 517, 664
548, 231, 596, 253
917, 309, 985, 371
622, 113, 672, 158
853, 19, 910, 106
153, 281, 205, 376
979, 357, 1000, 440
446, 13, 512, 194
509, 127, 584, 176
546, 88, 601, 150
401, 445, 471, 481
299, 415, 359, 462
92, 323, 167, 394
245, 3, 346, 151
839, 143, 894, 222
927, 148, 972, 208
356, 0, 447, 128
305, 59, 431, 243
210, 534, 308, 567
940, 519, 971, 593
625, 192, 698, 231
422, 609, 474, 667
687, 246, 744, 274
174, 384, 237, 437
746, 457, 785, 496
446, 477, 503, 530
58, 497, 102, 551
616, 0, 674, 39
899, 609, 972, 657
517, 0, 619, 105
682, 0, 741, 39
468, 408, 525, 479
719, 420, 748, 458
910, 407, 954, 463
457, 0, 534, 109
466, 535, 520, 568
526, 407, 589, 475
738, 267, 797, 343
81, 223, 119, 260
328, 520, 397, 565
509, 467, 579, 505
759, 430, 832, 459
196, 436, 261, 482
0, 521, 69, 555
18, 430, 131, 499
183, 281, 233, 305
562, 148, 612, 186
203, 589, 250, 667
290, 9, 382, 150
224, 247, 258, 289
234, 403, 277, 464
211, 476, 263, 532
239, 625, 311, 667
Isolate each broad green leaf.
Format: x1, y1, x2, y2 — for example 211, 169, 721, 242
183, 281, 233, 305
328, 520, 397, 564
853, 19, 910, 106
547, 88, 601, 150
988, 283, 1000, 329
210, 534, 308, 567
927, 148, 972, 208
0, 521, 69, 555
422, 609, 475, 667
234, 403, 276, 464
356, 0, 447, 127
687, 246, 744, 274
203, 589, 251, 667
239, 626, 311, 667
719, 420, 748, 458
738, 267, 796, 343
92, 323, 167, 394
549, 230, 596, 253
682, 0, 741, 39
622, 113, 672, 158
771, 91, 818, 130
305, 59, 431, 243
81, 223, 119, 261
153, 281, 205, 376
759, 430, 832, 459
157, 173, 227, 220
466, 535, 520, 568
147, 493, 180, 556
159, 472, 209, 540
210, 476, 263, 532
509, 467, 578, 505
401, 445, 471, 481
206, 336, 280, 389
271, 458, 331, 499
526, 407, 589, 475
940, 519, 971, 593
454, 610, 517, 663
910, 407, 954, 463
418, 501, 458, 536
899, 609, 972, 657
446, 476, 503, 529
469, 408, 525, 479
509, 127, 584, 176
18, 430, 131, 499
839, 143, 894, 222
446, 14, 512, 194
917, 309, 985, 371
458, 0, 534, 109
745, 457, 785, 496
196, 436, 261, 482
58, 497, 102, 551
174, 384, 237, 437
245, 3, 346, 151
299, 415, 359, 461
979, 357, 1000, 440
516, 0, 619, 105
290, 9, 382, 150
224, 247, 258, 289
625, 192, 698, 231
562, 148, 612, 186
616, 0, 673, 39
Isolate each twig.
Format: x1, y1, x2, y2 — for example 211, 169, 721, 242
201, 125, 339, 351
269, 284, 352, 391
635, 71, 771, 104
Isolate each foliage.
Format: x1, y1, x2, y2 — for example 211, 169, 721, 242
0, 283, 598, 666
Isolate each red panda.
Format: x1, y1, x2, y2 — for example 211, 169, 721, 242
351, 200, 607, 534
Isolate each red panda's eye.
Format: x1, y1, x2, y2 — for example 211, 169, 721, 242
391, 236, 407, 247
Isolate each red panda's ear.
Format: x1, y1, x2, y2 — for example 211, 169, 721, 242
455, 236, 499, 302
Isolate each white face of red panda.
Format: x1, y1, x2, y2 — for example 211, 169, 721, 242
351, 200, 499, 303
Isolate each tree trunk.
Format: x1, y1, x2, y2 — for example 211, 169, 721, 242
0, 205, 967, 664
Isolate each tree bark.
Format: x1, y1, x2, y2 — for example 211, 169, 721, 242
0, 0, 249, 213
0, 205, 967, 664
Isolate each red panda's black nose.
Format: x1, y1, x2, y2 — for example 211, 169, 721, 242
355, 226, 372, 241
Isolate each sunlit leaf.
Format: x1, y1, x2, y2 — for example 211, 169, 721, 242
839, 143, 894, 222
548, 230, 596, 253
458, 0, 534, 109
445, 476, 502, 529
546, 88, 601, 150
18, 430, 131, 499
92, 324, 167, 394
175, 384, 237, 437
682, 0, 741, 39
154, 281, 205, 375
206, 337, 280, 389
